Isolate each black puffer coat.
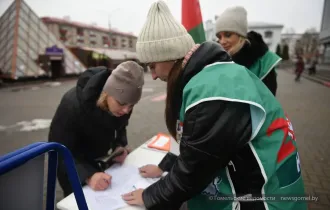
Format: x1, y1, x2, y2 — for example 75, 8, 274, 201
48, 66, 132, 196
232, 31, 278, 96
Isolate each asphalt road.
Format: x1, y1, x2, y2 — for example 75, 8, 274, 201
0, 70, 329, 209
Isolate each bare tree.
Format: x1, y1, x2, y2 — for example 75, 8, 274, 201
299, 28, 319, 63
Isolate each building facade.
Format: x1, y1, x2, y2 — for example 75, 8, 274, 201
0, 0, 140, 80
41, 17, 137, 51
204, 19, 217, 42
204, 18, 283, 52
319, 0, 330, 65
41, 17, 139, 69
0, 0, 85, 80
248, 22, 284, 52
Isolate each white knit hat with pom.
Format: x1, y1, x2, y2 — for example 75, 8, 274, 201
136, 0, 195, 63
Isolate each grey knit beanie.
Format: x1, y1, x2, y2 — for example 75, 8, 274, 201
103, 61, 144, 105
215, 6, 248, 37
136, 0, 195, 63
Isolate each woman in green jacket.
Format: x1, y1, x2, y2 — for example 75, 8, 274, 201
122, 1, 307, 210
215, 6, 281, 96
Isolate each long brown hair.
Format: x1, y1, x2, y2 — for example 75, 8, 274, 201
165, 58, 184, 140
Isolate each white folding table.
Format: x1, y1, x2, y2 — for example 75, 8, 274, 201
56, 136, 179, 210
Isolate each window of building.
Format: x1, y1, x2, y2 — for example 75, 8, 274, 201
0, 11, 5, 25
49, 33, 57, 45
3, 59, 12, 75
8, 0, 16, 14
39, 31, 49, 47
111, 38, 117, 47
59, 26, 68, 42
39, 22, 49, 35
90, 40, 96, 46
264, 31, 273, 38
19, 16, 28, 33
29, 48, 38, 61
29, 27, 38, 43
19, 9, 28, 23
18, 37, 28, 53
0, 28, 7, 43
4, 42, 13, 64
9, 9, 16, 22
77, 27, 84, 36
2, 6, 10, 21
30, 13, 39, 25
324, 44, 330, 64
0, 19, 8, 34
20, 1, 30, 16
16, 57, 26, 77
29, 17, 39, 33
103, 36, 109, 46
121, 38, 126, 48
38, 38, 48, 54
17, 47, 28, 63
0, 42, 5, 59
89, 31, 96, 37
77, 36, 84, 44
129, 39, 133, 48
28, 58, 38, 74
29, 39, 38, 53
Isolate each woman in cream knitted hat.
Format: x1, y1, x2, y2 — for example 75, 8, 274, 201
215, 6, 281, 96
122, 1, 307, 210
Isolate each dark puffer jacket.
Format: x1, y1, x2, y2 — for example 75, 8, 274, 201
48, 66, 132, 196
142, 42, 256, 210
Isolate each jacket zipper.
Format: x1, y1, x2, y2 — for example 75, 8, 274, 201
229, 160, 236, 172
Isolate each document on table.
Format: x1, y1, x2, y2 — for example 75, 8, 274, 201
83, 164, 159, 210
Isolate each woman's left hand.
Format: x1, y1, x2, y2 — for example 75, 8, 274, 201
122, 189, 145, 206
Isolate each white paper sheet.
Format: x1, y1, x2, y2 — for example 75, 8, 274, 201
82, 164, 159, 210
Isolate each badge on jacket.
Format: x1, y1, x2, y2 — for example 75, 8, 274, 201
176, 120, 183, 143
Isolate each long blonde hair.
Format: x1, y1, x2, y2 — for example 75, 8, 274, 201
228, 36, 249, 56
96, 92, 109, 111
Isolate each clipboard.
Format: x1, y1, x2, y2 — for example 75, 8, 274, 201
147, 133, 171, 151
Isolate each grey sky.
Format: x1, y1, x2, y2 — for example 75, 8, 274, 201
0, 0, 325, 36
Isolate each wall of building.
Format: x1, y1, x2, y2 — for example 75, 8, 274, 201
247, 27, 283, 52
320, 0, 330, 64
44, 22, 137, 51
320, 0, 330, 42
204, 20, 217, 42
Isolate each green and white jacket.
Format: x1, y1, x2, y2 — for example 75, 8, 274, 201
142, 42, 307, 210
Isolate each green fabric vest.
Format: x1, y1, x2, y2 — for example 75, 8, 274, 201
249, 51, 282, 80
178, 62, 307, 210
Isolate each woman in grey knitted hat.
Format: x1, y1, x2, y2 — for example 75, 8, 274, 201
48, 61, 144, 197
215, 6, 281, 96
122, 1, 307, 210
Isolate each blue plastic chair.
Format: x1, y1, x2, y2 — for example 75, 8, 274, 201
0, 142, 89, 210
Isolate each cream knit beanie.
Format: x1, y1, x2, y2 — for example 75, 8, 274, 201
215, 6, 248, 37
136, 0, 195, 63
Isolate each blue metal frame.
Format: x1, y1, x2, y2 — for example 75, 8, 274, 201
0, 142, 89, 210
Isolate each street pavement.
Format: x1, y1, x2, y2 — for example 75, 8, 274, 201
0, 70, 329, 209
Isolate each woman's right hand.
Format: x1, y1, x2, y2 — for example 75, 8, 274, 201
86, 172, 112, 191
139, 164, 163, 178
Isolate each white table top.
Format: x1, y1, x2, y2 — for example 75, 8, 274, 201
56, 136, 179, 210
